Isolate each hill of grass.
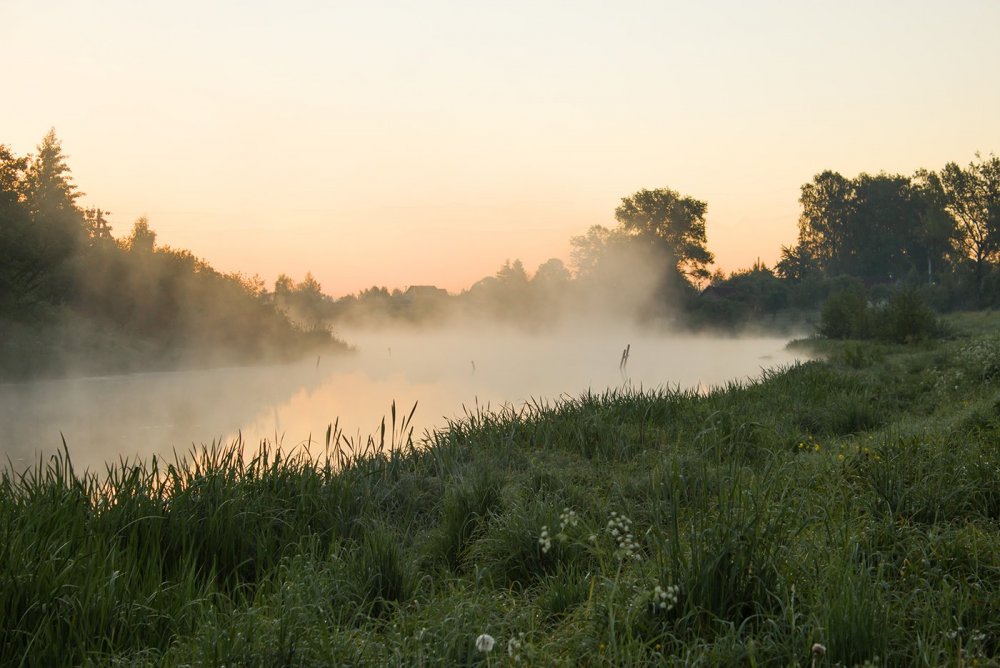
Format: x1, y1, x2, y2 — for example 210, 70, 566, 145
3, 312, 1000, 666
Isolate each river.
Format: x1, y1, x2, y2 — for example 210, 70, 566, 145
0, 326, 803, 473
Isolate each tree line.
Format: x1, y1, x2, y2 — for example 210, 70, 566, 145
0, 130, 343, 380
3, 128, 997, 379
314, 152, 999, 331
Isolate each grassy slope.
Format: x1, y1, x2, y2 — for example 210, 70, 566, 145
3, 313, 1000, 666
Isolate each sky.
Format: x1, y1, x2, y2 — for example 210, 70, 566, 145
4, 0, 999, 296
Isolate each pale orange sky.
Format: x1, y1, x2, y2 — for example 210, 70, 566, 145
4, 0, 998, 296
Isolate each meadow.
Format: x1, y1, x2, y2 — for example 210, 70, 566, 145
3, 312, 1000, 666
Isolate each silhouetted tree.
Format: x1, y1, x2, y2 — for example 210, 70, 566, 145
23, 129, 82, 221
569, 225, 624, 279
0, 145, 36, 313
533, 258, 571, 286
123, 216, 156, 253
17, 130, 88, 302
495, 259, 529, 286
791, 171, 939, 283
0, 144, 27, 206
614, 187, 714, 282
796, 171, 852, 272
932, 153, 1000, 298
775, 244, 819, 282
274, 274, 295, 298
912, 169, 960, 285
83, 207, 114, 245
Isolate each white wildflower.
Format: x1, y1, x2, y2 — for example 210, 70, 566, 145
606, 512, 640, 560
507, 633, 525, 661
652, 583, 680, 611
538, 525, 552, 554
476, 634, 495, 653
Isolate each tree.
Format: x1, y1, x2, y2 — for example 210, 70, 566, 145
796, 171, 852, 271
24, 129, 82, 222
0, 144, 27, 208
11, 131, 86, 304
775, 243, 819, 282
792, 171, 934, 282
532, 258, 571, 286
613, 187, 714, 282
0, 145, 37, 313
495, 259, 529, 286
847, 173, 924, 280
124, 216, 157, 253
933, 153, 1000, 298
274, 274, 295, 298
83, 207, 114, 244
569, 225, 624, 279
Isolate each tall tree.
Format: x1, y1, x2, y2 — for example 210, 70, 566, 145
21, 129, 87, 295
796, 171, 853, 273
0, 145, 36, 313
24, 128, 82, 221
913, 169, 959, 285
775, 243, 818, 282
848, 173, 924, 280
0, 144, 27, 208
124, 216, 157, 253
613, 187, 714, 282
793, 171, 933, 282
933, 153, 1000, 298
569, 225, 623, 279
495, 259, 529, 286
532, 258, 571, 286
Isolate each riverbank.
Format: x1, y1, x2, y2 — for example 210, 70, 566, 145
0, 306, 351, 382
2, 312, 999, 665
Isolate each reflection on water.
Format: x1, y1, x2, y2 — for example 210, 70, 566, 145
0, 327, 803, 472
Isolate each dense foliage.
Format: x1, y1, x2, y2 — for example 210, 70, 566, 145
0, 132, 345, 379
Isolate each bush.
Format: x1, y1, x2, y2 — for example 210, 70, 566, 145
820, 282, 941, 344
878, 287, 940, 343
819, 280, 869, 339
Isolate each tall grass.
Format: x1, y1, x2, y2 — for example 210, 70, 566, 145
3, 313, 1000, 665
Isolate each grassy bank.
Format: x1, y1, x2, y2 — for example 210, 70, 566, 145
3, 313, 1000, 666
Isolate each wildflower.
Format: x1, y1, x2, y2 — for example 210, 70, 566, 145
476, 634, 495, 653
812, 642, 826, 655
652, 583, 680, 612
606, 512, 640, 560
559, 507, 579, 531
538, 526, 552, 554
507, 633, 525, 661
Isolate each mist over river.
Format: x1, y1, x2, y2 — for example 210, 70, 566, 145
0, 326, 804, 473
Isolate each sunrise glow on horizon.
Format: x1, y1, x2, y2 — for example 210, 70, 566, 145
5, 0, 998, 296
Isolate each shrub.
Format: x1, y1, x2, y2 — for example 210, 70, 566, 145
819, 281, 869, 339
878, 287, 940, 343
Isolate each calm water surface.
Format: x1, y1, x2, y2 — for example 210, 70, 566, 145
0, 328, 804, 472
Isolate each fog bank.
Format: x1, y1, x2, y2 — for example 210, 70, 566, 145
1, 324, 804, 472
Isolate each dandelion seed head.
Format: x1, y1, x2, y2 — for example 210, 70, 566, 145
476, 634, 495, 653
